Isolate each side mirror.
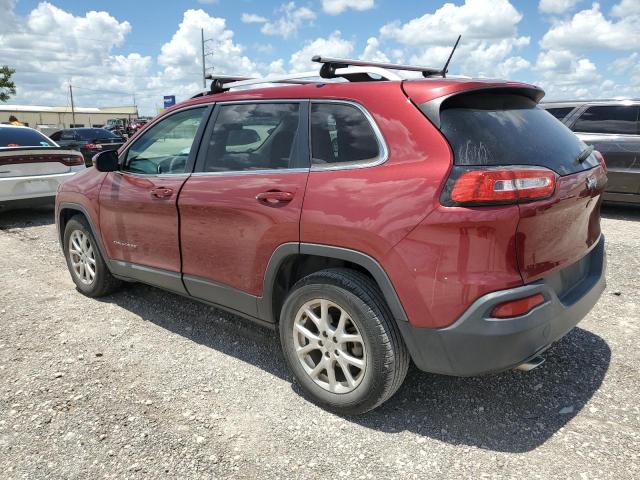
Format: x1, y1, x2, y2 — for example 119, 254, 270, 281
93, 149, 119, 172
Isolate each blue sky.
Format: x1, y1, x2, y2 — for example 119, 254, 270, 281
2, 0, 639, 114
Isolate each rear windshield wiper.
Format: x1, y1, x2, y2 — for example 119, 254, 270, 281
576, 145, 594, 163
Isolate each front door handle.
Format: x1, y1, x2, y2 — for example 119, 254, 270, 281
256, 190, 294, 205
150, 187, 174, 198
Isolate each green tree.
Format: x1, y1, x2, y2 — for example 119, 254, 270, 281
0, 66, 16, 102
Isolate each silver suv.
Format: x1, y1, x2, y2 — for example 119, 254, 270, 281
542, 99, 640, 205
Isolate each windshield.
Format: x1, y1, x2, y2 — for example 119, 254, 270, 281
0, 128, 56, 147
437, 94, 598, 176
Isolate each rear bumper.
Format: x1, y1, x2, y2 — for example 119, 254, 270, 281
0, 170, 81, 204
399, 236, 606, 376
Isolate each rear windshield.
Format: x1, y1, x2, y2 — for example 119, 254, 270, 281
77, 128, 120, 140
0, 128, 55, 147
436, 94, 597, 175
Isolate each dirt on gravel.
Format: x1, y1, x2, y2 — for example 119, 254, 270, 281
0, 204, 638, 479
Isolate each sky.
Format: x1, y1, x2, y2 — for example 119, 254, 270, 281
0, 0, 638, 115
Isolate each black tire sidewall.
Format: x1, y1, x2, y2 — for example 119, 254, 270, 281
280, 282, 392, 413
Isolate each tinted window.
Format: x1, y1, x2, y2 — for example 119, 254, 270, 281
544, 107, 574, 120
76, 128, 120, 140
60, 130, 77, 140
123, 107, 206, 175
437, 94, 597, 176
311, 103, 380, 165
203, 103, 300, 172
572, 105, 639, 135
0, 127, 55, 147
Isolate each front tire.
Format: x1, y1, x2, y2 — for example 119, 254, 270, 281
279, 269, 409, 415
63, 215, 121, 297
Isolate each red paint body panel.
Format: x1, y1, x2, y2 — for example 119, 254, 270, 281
385, 205, 523, 328
516, 166, 607, 282
55, 167, 106, 228
98, 173, 187, 271
179, 172, 308, 295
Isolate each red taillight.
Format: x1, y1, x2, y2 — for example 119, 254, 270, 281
446, 167, 556, 206
7, 143, 19, 147
60, 155, 84, 166
85, 143, 102, 150
593, 150, 607, 174
491, 293, 545, 319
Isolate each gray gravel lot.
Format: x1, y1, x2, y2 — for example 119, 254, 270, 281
0, 205, 639, 479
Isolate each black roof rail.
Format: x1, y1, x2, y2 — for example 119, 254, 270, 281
312, 35, 461, 79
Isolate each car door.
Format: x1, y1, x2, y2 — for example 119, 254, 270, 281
178, 101, 309, 318
98, 105, 212, 293
571, 104, 640, 196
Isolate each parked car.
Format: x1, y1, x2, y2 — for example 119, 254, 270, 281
127, 119, 148, 136
50, 128, 125, 166
541, 99, 639, 205
56, 59, 607, 414
1, 125, 85, 210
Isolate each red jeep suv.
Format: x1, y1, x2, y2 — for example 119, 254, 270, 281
56, 58, 607, 414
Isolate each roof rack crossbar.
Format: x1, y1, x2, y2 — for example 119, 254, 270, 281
312, 56, 441, 78
312, 35, 461, 79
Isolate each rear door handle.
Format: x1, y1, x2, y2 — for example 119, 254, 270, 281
256, 190, 294, 205
150, 187, 174, 198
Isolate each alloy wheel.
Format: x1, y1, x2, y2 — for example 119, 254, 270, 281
68, 230, 96, 285
293, 299, 366, 394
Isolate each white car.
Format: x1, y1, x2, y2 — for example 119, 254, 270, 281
0, 125, 85, 211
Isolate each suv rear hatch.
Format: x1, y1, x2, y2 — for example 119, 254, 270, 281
408, 84, 607, 283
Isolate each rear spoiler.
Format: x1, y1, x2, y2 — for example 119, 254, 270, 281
412, 85, 545, 129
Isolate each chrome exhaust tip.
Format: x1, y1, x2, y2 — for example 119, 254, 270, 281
515, 356, 545, 372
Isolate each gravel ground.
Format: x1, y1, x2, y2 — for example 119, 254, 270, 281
0, 204, 638, 479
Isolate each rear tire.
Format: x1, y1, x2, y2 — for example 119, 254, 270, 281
63, 215, 121, 297
279, 268, 409, 415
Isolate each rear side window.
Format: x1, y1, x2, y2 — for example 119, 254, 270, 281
436, 93, 597, 176
203, 103, 300, 172
60, 130, 77, 140
572, 105, 639, 135
77, 128, 120, 140
0, 128, 55, 147
544, 107, 574, 120
311, 103, 380, 166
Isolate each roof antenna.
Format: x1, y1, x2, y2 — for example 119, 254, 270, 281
440, 35, 461, 78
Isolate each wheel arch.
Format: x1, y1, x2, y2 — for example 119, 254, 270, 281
57, 202, 108, 261
260, 243, 408, 325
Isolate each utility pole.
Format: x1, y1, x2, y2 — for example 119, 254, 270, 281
69, 84, 76, 127
201, 29, 206, 89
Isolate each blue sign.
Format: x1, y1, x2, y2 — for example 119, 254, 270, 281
163, 95, 176, 108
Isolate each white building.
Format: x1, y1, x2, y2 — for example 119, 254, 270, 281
0, 104, 138, 134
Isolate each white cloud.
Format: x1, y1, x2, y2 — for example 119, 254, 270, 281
260, 2, 316, 39
611, 0, 640, 17
380, 0, 523, 46
361, 37, 390, 62
241, 13, 268, 24
0, 2, 152, 108
538, 0, 581, 15
534, 49, 602, 99
379, 0, 529, 78
322, 0, 375, 15
289, 31, 354, 72
153, 9, 257, 95
540, 3, 640, 51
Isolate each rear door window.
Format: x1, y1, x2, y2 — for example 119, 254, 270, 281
310, 103, 381, 166
436, 93, 597, 176
572, 105, 639, 135
203, 102, 302, 172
